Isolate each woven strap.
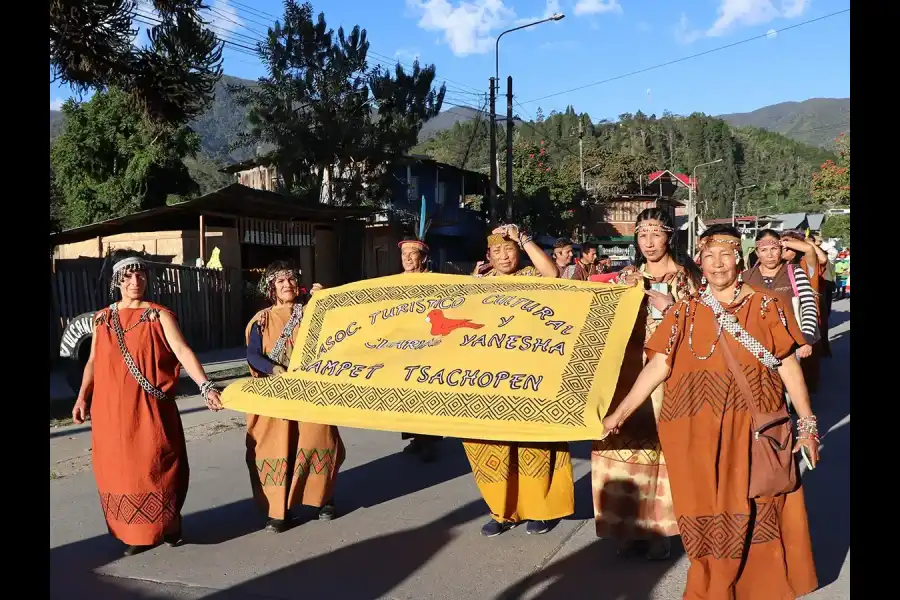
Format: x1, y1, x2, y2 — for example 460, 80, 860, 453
699, 291, 782, 370
108, 304, 168, 401
266, 304, 304, 367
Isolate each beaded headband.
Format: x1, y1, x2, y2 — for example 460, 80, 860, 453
265, 269, 299, 285
398, 239, 430, 253
635, 220, 674, 235
755, 237, 780, 249
698, 234, 741, 251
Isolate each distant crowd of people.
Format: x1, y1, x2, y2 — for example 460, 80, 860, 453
71, 208, 845, 599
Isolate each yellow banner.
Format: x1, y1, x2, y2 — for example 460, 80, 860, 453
222, 273, 643, 442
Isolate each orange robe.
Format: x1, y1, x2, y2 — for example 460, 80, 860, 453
245, 305, 345, 519
647, 289, 817, 599
90, 304, 188, 546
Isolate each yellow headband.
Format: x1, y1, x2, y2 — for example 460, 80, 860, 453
487, 233, 517, 248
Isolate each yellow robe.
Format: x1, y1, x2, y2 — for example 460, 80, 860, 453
462, 265, 575, 522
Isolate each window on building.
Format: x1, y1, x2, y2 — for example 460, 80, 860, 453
436, 181, 446, 205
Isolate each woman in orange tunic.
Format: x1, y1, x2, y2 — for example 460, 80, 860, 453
72, 253, 224, 556
245, 261, 344, 533
591, 208, 699, 561
602, 225, 820, 599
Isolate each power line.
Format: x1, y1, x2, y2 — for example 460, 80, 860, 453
521, 8, 850, 105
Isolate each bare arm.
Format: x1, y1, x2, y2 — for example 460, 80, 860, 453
602, 352, 671, 431
521, 240, 559, 278
72, 321, 99, 423
159, 311, 210, 385
159, 311, 223, 409
784, 238, 818, 276
777, 355, 813, 419
811, 244, 828, 266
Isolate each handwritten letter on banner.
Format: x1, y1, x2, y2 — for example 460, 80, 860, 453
222, 273, 643, 442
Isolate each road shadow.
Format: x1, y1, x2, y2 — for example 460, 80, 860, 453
801, 321, 850, 590
498, 479, 683, 600
51, 435, 475, 581
200, 500, 486, 600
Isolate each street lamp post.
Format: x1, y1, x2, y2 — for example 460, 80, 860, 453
689, 159, 723, 256
493, 12, 564, 222
732, 184, 757, 227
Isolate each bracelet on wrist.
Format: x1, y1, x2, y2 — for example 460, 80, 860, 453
199, 380, 219, 400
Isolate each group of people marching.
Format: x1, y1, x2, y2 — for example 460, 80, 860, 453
72, 204, 833, 599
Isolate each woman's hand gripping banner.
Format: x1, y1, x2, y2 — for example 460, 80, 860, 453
222, 273, 643, 442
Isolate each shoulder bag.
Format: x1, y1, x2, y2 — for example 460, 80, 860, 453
701, 292, 798, 498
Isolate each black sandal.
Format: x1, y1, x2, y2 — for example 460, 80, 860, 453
164, 515, 184, 547
123, 544, 152, 557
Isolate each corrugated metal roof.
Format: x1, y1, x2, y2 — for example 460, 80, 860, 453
50, 184, 376, 247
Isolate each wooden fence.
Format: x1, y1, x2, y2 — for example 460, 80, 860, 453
50, 260, 244, 362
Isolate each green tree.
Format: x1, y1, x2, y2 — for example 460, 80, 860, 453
821, 214, 850, 246
51, 88, 200, 228
231, 0, 445, 206
49, 0, 223, 127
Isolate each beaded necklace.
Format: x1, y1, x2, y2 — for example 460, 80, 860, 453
688, 281, 746, 360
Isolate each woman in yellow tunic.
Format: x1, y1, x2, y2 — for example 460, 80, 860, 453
466, 224, 570, 537
592, 209, 699, 560
245, 261, 345, 533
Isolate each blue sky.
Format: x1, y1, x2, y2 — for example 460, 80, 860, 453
50, 0, 850, 123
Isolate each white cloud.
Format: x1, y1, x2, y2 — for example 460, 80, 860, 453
395, 48, 422, 63
675, 13, 703, 45
407, 0, 515, 56
50, 98, 64, 111
205, 0, 245, 35
782, 0, 810, 19
677, 0, 811, 43
513, 0, 567, 27
574, 0, 622, 17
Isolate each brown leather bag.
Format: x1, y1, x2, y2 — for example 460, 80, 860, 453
720, 337, 798, 498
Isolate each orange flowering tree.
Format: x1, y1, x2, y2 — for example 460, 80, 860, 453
811, 132, 850, 207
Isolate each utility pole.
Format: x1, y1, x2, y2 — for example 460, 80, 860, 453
506, 76, 514, 222
578, 117, 585, 189
489, 77, 498, 224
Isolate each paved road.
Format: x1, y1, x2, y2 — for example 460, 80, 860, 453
50, 301, 850, 599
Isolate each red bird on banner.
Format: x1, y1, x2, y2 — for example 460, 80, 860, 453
425, 310, 485, 336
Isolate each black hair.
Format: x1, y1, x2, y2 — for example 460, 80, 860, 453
698, 224, 741, 240
755, 228, 781, 242
581, 241, 598, 253
598, 254, 610, 261
633, 207, 701, 283
553, 238, 574, 250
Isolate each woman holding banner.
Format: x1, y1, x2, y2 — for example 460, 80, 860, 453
244, 261, 344, 533
591, 208, 699, 560
466, 225, 571, 538
397, 236, 443, 463
602, 225, 819, 599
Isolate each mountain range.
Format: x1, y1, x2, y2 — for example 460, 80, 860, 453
49, 75, 849, 173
